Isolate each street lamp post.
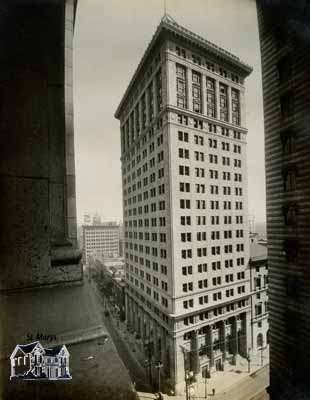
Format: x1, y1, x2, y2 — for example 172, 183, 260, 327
261, 346, 264, 366
185, 370, 194, 400
202, 365, 210, 399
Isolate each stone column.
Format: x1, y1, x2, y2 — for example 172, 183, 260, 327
190, 330, 200, 375
239, 87, 246, 127
219, 321, 226, 366
207, 326, 214, 369
232, 316, 239, 365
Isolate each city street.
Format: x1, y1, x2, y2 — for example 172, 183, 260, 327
89, 276, 269, 400
89, 278, 151, 393
137, 365, 269, 400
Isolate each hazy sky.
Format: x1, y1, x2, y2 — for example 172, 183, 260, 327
74, 0, 266, 224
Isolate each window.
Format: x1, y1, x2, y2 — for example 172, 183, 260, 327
231, 88, 240, 125
283, 203, 298, 226
180, 182, 190, 192
206, 78, 216, 118
178, 131, 189, 142
280, 129, 296, 155
192, 54, 201, 65
176, 64, 187, 109
219, 84, 228, 122
192, 71, 202, 113
179, 148, 190, 159
181, 216, 191, 225
277, 55, 292, 84
280, 92, 294, 120
283, 168, 297, 192
179, 165, 190, 176
194, 135, 204, 145
208, 138, 217, 148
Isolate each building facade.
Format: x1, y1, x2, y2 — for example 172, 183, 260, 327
256, 1, 310, 398
83, 222, 121, 264
249, 233, 269, 356
115, 15, 252, 393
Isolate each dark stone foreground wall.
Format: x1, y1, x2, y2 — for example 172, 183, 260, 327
0, 0, 82, 290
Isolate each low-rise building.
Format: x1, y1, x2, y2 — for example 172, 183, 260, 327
249, 233, 269, 356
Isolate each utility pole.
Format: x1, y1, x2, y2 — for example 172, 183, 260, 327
247, 348, 251, 373
202, 365, 209, 399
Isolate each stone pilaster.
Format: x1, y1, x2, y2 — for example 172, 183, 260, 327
227, 85, 232, 124
219, 321, 226, 365
215, 79, 220, 121
207, 326, 214, 369
190, 330, 200, 375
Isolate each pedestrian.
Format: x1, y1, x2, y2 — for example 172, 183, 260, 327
212, 388, 215, 396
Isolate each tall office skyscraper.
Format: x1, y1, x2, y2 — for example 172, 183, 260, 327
115, 15, 252, 393
257, 1, 310, 399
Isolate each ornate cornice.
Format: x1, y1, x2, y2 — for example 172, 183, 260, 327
115, 15, 253, 120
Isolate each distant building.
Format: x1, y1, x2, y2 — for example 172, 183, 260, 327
249, 233, 269, 356
83, 222, 121, 264
83, 213, 92, 225
257, 1, 310, 398
92, 212, 102, 225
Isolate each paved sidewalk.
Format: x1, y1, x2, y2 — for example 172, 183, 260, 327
190, 351, 269, 398
138, 365, 269, 400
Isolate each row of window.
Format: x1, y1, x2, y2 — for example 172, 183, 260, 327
176, 63, 240, 124
179, 166, 242, 181
180, 198, 243, 210
182, 272, 246, 293
179, 148, 242, 167
183, 285, 246, 309
181, 230, 244, 242
175, 45, 241, 84
126, 261, 168, 275
124, 213, 244, 232
183, 301, 247, 331
178, 128, 242, 143
181, 244, 244, 259
121, 70, 163, 152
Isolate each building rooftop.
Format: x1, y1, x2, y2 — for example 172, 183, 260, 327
115, 14, 253, 119
250, 241, 268, 262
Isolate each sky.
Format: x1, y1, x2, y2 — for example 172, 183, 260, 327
73, 0, 266, 225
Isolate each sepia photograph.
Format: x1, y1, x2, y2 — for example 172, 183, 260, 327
0, 1, 309, 399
